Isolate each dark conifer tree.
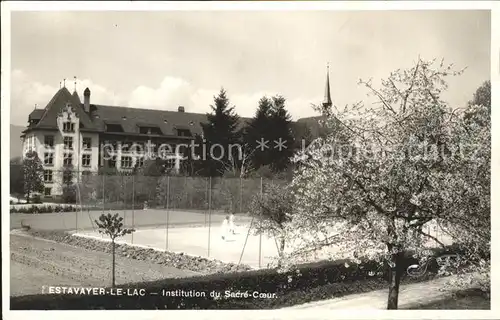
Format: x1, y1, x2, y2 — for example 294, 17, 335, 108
199, 88, 241, 176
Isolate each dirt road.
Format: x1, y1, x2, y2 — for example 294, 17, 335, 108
10, 234, 198, 297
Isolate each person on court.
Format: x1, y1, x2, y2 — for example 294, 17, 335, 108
221, 216, 230, 240
229, 213, 236, 235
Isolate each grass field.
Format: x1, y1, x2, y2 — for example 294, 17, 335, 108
10, 233, 197, 296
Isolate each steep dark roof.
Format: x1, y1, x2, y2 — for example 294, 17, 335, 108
72, 91, 81, 104
296, 115, 325, 138
35, 87, 96, 130
28, 109, 44, 122
90, 105, 208, 136
88, 104, 252, 136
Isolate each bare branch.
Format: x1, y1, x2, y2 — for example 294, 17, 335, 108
416, 228, 447, 248
402, 59, 420, 114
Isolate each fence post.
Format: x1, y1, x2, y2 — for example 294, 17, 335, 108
205, 177, 208, 227
122, 174, 126, 225
75, 171, 79, 233
102, 173, 105, 213
239, 177, 243, 213
259, 176, 263, 269
165, 176, 170, 250
208, 176, 212, 257
185, 175, 188, 210
132, 174, 135, 244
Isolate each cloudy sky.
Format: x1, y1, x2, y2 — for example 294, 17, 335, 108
10, 10, 490, 126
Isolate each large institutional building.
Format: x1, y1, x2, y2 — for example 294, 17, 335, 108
21, 71, 332, 197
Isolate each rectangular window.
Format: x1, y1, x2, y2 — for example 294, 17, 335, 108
121, 156, 132, 168
82, 137, 92, 150
64, 136, 73, 150
63, 153, 73, 166
108, 156, 117, 168
136, 157, 144, 168
63, 170, 73, 184
121, 143, 130, 153
44, 187, 52, 196
44, 135, 54, 147
165, 158, 175, 170
44, 152, 54, 166
43, 170, 53, 183
82, 154, 91, 167
63, 122, 75, 133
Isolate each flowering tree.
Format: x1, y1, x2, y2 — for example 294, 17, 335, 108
287, 58, 490, 309
249, 183, 294, 267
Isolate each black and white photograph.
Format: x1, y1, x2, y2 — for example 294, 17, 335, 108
2, 1, 497, 316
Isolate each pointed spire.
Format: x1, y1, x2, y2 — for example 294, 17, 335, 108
322, 63, 332, 109
63, 78, 66, 88
73, 76, 77, 92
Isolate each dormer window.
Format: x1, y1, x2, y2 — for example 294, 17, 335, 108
177, 128, 192, 137
105, 123, 124, 133
138, 126, 162, 135
63, 122, 75, 133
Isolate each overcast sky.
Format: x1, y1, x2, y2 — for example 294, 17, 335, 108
10, 10, 490, 126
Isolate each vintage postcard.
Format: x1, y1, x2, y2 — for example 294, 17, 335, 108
1, 1, 498, 320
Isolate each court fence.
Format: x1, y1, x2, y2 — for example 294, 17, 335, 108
74, 173, 288, 214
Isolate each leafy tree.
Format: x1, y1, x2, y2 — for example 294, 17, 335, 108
288, 58, 489, 309
467, 80, 490, 111
10, 157, 25, 200
22, 151, 44, 203
61, 165, 77, 203
94, 213, 135, 287
249, 183, 293, 267
465, 80, 490, 126
199, 88, 241, 176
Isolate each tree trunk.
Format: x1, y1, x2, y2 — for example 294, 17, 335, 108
387, 251, 404, 310
112, 239, 116, 288
277, 236, 286, 268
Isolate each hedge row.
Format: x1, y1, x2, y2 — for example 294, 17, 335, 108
10, 203, 159, 214
10, 245, 461, 310
10, 205, 80, 214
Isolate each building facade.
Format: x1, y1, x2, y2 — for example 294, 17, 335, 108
21, 69, 332, 198
21, 87, 208, 197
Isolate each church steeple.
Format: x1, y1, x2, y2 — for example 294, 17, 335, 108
322, 63, 332, 110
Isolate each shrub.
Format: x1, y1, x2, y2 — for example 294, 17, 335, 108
10, 204, 78, 214
32, 194, 42, 204
62, 185, 77, 204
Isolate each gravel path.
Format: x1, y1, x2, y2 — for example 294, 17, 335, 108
10, 234, 198, 296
